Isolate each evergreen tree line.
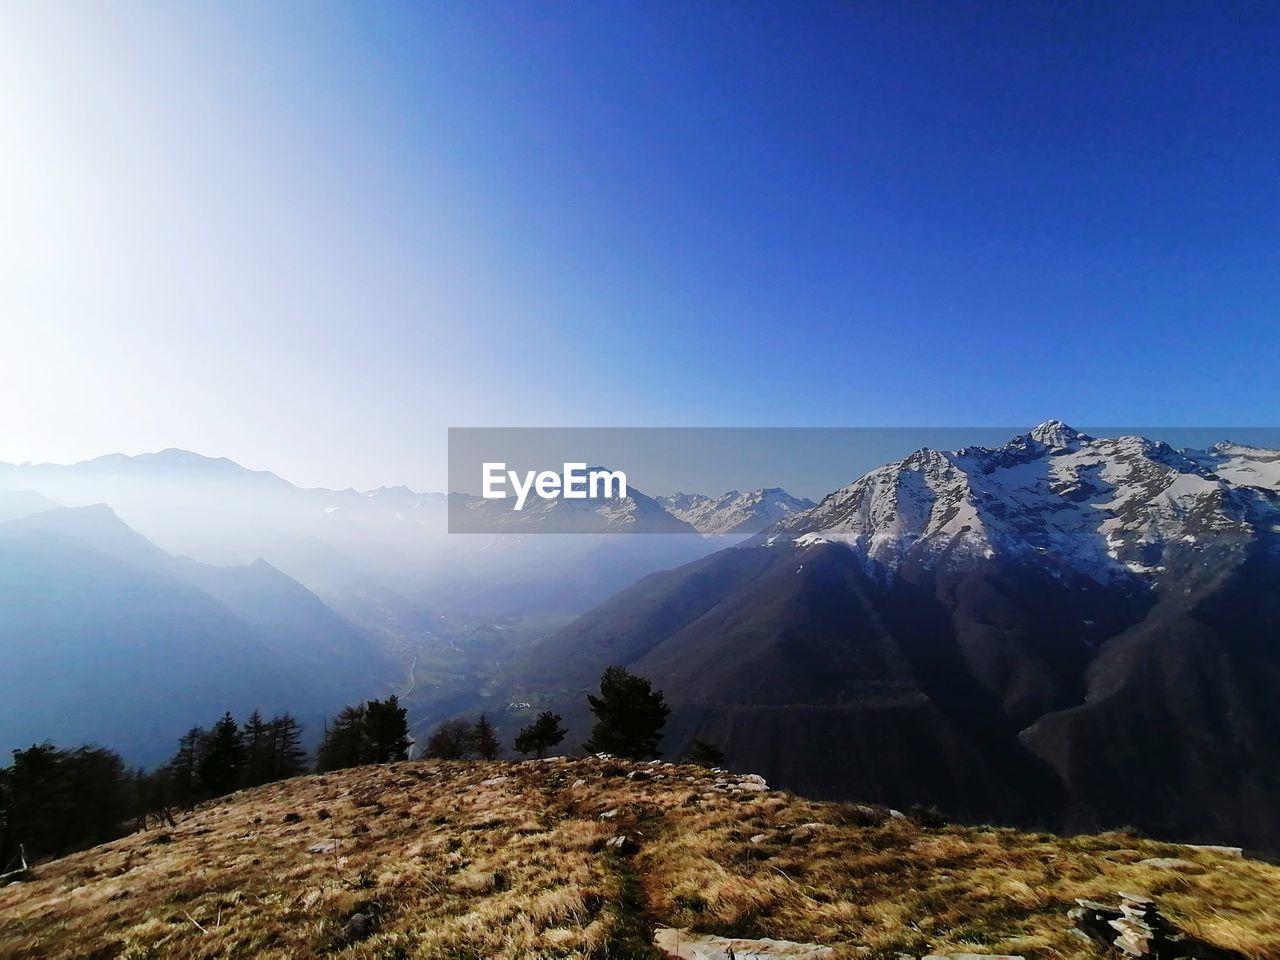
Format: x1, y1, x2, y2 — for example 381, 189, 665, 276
163, 710, 308, 806
315, 696, 411, 771
0, 708, 310, 869
422, 666, 725, 767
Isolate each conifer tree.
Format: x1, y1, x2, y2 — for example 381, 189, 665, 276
582, 666, 670, 760
685, 738, 725, 768
197, 712, 246, 795
242, 710, 273, 787
470, 714, 501, 760
514, 711, 567, 758
270, 713, 308, 778
424, 719, 473, 759
316, 704, 367, 772
165, 726, 205, 806
364, 696, 411, 763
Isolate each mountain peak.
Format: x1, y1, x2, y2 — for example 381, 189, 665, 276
1029, 420, 1087, 448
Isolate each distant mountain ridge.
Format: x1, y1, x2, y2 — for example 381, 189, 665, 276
658, 487, 816, 534
0, 453, 809, 624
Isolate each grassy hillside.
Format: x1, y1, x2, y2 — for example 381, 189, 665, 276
2, 756, 1278, 959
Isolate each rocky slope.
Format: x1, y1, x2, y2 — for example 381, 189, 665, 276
2, 756, 1277, 960
507, 425, 1280, 847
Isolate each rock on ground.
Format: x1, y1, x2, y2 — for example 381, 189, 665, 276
654, 926, 834, 959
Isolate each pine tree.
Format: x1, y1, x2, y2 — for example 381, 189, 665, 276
165, 726, 205, 806
685, 738, 725, 767
365, 696, 411, 763
582, 666, 670, 760
514, 711, 567, 758
197, 713, 246, 795
270, 714, 308, 779
424, 719, 474, 759
316, 704, 367, 772
242, 710, 272, 787
470, 714, 501, 760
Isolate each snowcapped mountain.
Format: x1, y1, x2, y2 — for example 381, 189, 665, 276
659, 488, 816, 534
514, 422, 1280, 846
769, 421, 1280, 581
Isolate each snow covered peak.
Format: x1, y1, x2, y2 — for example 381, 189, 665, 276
774, 427, 1277, 582
1029, 420, 1089, 448
662, 488, 816, 535
1186, 441, 1280, 492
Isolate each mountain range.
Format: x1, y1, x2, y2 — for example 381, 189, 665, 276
0, 452, 801, 623
0, 452, 808, 761
658, 487, 816, 534
502, 422, 1280, 846
7, 425, 1280, 846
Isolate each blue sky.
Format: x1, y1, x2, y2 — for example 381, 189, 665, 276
2, 2, 1276, 489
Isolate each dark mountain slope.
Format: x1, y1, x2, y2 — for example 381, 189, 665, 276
1021, 535, 1280, 844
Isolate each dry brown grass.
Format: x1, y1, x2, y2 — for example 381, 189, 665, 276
1, 757, 1278, 959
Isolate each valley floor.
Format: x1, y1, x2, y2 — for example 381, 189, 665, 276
1, 757, 1278, 959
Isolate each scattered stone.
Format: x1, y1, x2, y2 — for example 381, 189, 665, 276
1137, 857, 1204, 873
480, 776, 509, 787
627, 770, 651, 781
923, 955, 1024, 960
307, 838, 341, 854
1186, 844, 1245, 858
750, 833, 770, 844
599, 808, 619, 820
1069, 892, 1245, 959
789, 822, 830, 843
654, 926, 834, 959
570, 779, 587, 789
604, 834, 638, 854
342, 911, 374, 942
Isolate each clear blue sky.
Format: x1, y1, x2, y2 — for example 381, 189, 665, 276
2, 2, 1276, 489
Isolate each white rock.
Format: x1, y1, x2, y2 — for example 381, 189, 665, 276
654, 927, 835, 959
307, 838, 341, 854
479, 776, 508, 787
1185, 843, 1244, 858
1138, 857, 1202, 872
599, 808, 619, 819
